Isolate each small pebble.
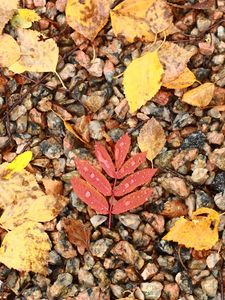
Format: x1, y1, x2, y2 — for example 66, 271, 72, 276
140, 281, 163, 300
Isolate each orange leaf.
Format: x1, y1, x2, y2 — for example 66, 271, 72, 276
163, 208, 220, 250
163, 67, 196, 89
182, 83, 215, 107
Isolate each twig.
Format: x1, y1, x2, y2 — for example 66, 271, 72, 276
178, 246, 188, 272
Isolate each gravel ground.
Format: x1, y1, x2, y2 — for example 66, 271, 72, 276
0, 0, 225, 299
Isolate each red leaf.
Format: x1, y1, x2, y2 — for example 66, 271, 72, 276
114, 133, 131, 170
75, 159, 112, 196
112, 188, 153, 214
61, 218, 91, 254
114, 168, 157, 197
95, 143, 116, 178
71, 177, 109, 214
116, 152, 147, 179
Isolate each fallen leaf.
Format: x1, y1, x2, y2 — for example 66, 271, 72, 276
9, 29, 59, 74
0, 221, 51, 274
42, 178, 63, 196
163, 208, 219, 250
61, 218, 91, 255
137, 117, 166, 161
0, 34, 21, 68
3, 151, 32, 179
161, 200, 188, 218
158, 42, 194, 83
110, 0, 155, 42
114, 133, 131, 170
112, 188, 153, 214
182, 83, 215, 107
123, 51, 164, 113
66, 0, 110, 41
0, 0, 18, 34
0, 168, 68, 230
145, 0, 173, 34
95, 142, 116, 178
11, 8, 40, 28
163, 67, 196, 89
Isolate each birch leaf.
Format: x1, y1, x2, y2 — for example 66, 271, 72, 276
123, 51, 164, 113
66, 0, 110, 41
9, 29, 59, 73
163, 67, 196, 89
0, 34, 21, 68
0, 221, 51, 275
182, 83, 215, 107
11, 8, 40, 29
0, 0, 19, 34
137, 117, 166, 161
163, 208, 219, 250
3, 151, 32, 179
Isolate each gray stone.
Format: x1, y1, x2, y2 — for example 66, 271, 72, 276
10, 105, 27, 121
140, 282, 163, 300
214, 192, 225, 210
90, 215, 107, 228
40, 138, 63, 159
59, 63, 76, 80
201, 275, 218, 297
89, 120, 103, 140
90, 238, 113, 258
197, 16, 211, 32
118, 214, 141, 230
78, 268, 95, 287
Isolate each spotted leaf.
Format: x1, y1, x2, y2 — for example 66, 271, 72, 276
75, 159, 112, 196
114, 168, 157, 197
115, 133, 131, 170
116, 152, 147, 179
95, 143, 116, 178
71, 177, 109, 214
112, 188, 153, 214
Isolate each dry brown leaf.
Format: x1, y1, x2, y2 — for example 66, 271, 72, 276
0, 0, 19, 34
66, 0, 110, 41
61, 218, 91, 255
123, 51, 164, 113
42, 178, 63, 196
163, 208, 220, 250
158, 42, 194, 83
0, 221, 51, 275
182, 83, 215, 107
0, 34, 21, 68
137, 117, 166, 161
146, 0, 173, 34
0, 168, 68, 230
163, 67, 196, 89
9, 29, 59, 74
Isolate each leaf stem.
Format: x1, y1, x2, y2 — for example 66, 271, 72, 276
108, 177, 117, 229
54, 71, 67, 90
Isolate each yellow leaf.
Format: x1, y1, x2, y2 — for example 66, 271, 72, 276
4, 151, 32, 179
163, 208, 220, 250
0, 34, 21, 68
0, 221, 51, 274
137, 117, 166, 161
163, 68, 196, 89
110, 0, 172, 42
11, 8, 40, 29
182, 83, 215, 107
0, 0, 19, 34
123, 51, 164, 113
9, 29, 59, 73
66, 0, 110, 41
158, 42, 194, 83
0, 168, 68, 230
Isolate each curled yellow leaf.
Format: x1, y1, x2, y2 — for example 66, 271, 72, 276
4, 151, 32, 179
182, 83, 215, 107
123, 51, 164, 113
163, 68, 196, 89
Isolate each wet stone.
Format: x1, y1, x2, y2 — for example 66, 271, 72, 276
141, 263, 159, 280
47, 111, 64, 135
47, 273, 73, 299
163, 283, 180, 300
16, 115, 28, 133
209, 148, 225, 170
140, 281, 163, 300
201, 275, 218, 297
10, 105, 27, 121
175, 272, 193, 294
48, 250, 62, 266
155, 240, 174, 255
181, 132, 205, 149
82, 91, 106, 113
118, 214, 141, 230
90, 238, 113, 258
160, 177, 190, 198
210, 172, 225, 193
214, 192, 225, 210
90, 215, 107, 228
88, 120, 103, 140
40, 138, 63, 159
206, 253, 220, 269
59, 63, 76, 81
65, 257, 80, 275
22, 287, 42, 299
195, 190, 214, 208
78, 268, 95, 287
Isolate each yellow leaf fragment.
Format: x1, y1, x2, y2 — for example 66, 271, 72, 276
0, 169, 68, 230
11, 8, 40, 28
123, 51, 164, 113
4, 151, 32, 179
66, 0, 110, 41
0, 34, 21, 68
0, 221, 51, 274
163, 208, 220, 250
9, 29, 59, 73
158, 42, 194, 83
0, 0, 19, 34
111, 0, 172, 42
137, 117, 166, 161
145, 0, 173, 34
163, 68, 196, 89
182, 83, 215, 107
